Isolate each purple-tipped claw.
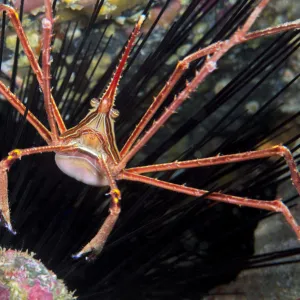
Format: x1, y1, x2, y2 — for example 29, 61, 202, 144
71, 252, 83, 260
5, 223, 17, 235
0, 214, 17, 235
72, 248, 98, 262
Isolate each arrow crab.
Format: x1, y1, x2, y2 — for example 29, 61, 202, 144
0, 0, 300, 260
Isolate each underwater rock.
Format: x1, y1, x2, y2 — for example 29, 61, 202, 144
0, 248, 75, 300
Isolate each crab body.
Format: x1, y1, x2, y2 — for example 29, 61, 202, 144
55, 104, 121, 187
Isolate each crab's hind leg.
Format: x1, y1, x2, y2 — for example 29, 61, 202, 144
123, 146, 300, 239
120, 171, 300, 240
126, 146, 300, 196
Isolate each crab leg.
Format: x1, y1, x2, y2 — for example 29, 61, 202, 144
73, 157, 121, 260
0, 81, 51, 143
119, 0, 300, 162
126, 145, 300, 194
120, 171, 300, 240
0, 145, 75, 233
0, 3, 66, 134
42, 0, 59, 140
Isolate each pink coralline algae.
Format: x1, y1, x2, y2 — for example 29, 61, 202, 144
0, 248, 76, 300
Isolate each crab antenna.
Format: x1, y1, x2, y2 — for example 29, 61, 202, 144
98, 15, 145, 113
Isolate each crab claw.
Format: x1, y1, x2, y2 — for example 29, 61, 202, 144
5, 222, 17, 235
71, 252, 84, 260
0, 211, 16, 235
72, 247, 99, 262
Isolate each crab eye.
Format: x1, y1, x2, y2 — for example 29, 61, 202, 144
110, 108, 120, 119
90, 98, 100, 108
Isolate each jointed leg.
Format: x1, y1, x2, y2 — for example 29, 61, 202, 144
41, 1, 59, 140
0, 145, 75, 233
119, 42, 223, 157
0, 3, 66, 134
73, 157, 121, 260
0, 80, 51, 143
126, 145, 300, 194
119, 0, 300, 163
120, 171, 300, 240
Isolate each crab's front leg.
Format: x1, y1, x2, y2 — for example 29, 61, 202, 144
73, 157, 121, 260
73, 189, 121, 260
0, 145, 75, 233
0, 156, 17, 234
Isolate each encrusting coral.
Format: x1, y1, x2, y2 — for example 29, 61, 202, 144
0, 248, 76, 300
